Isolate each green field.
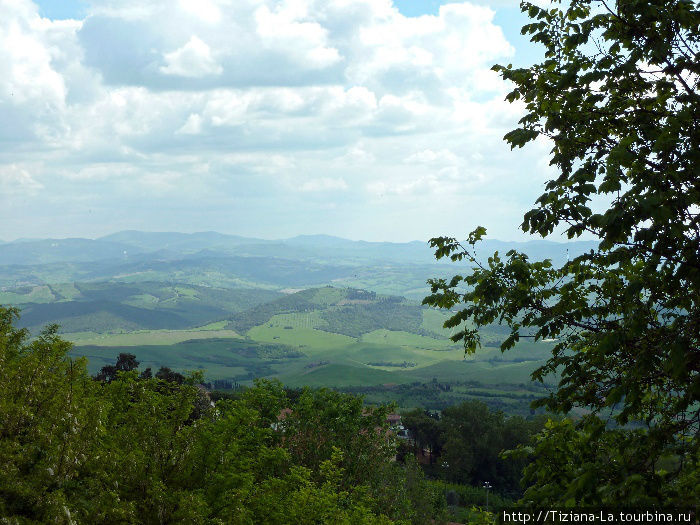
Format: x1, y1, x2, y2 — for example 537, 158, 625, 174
64, 328, 242, 346
404, 359, 546, 384
360, 329, 456, 350
280, 363, 415, 388
247, 323, 356, 352
0, 285, 56, 304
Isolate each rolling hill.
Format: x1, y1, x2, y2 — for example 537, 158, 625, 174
5, 282, 281, 333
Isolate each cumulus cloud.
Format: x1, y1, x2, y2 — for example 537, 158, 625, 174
160, 36, 223, 77
0, 0, 551, 241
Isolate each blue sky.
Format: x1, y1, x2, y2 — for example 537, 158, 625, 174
1, 0, 557, 243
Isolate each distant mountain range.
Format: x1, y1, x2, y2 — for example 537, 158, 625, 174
0, 230, 598, 268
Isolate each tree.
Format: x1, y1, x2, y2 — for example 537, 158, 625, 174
94, 352, 140, 381
402, 409, 442, 463
154, 366, 185, 384
424, 0, 699, 505
0, 308, 104, 520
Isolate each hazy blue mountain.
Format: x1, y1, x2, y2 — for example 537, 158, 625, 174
475, 239, 597, 265
98, 230, 267, 253
0, 231, 599, 293
0, 238, 143, 265
0, 254, 357, 289
284, 234, 598, 266
0, 230, 599, 268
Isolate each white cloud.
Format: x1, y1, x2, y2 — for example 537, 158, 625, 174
178, 0, 221, 24
0, 0, 552, 242
254, 3, 341, 69
177, 113, 203, 134
160, 36, 222, 77
0, 164, 44, 194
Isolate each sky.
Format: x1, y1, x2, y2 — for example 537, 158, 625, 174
0, 0, 561, 243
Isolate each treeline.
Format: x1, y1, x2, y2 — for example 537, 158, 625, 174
0, 307, 452, 524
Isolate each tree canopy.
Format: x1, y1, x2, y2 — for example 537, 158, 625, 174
424, 0, 699, 506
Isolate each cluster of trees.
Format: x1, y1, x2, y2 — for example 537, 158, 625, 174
320, 302, 423, 338
426, 0, 699, 506
402, 402, 546, 497
0, 307, 447, 524
346, 289, 377, 301
366, 361, 417, 368
226, 291, 319, 333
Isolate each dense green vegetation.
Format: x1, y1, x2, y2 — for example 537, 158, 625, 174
320, 299, 425, 339
426, 0, 700, 506
402, 401, 546, 497
0, 307, 454, 524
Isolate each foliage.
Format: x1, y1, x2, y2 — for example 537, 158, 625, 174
402, 401, 545, 496
0, 306, 443, 523
320, 300, 424, 338
93, 351, 140, 381
424, 0, 700, 506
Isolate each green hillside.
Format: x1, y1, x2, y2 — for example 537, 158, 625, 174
4, 282, 282, 333
280, 363, 415, 387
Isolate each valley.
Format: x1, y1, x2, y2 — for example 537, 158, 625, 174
0, 231, 577, 414
2, 276, 559, 415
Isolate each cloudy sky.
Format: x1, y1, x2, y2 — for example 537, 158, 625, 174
0, 0, 559, 243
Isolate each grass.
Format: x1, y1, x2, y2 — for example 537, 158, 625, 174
420, 309, 458, 338
404, 360, 546, 385
0, 285, 56, 304
281, 363, 415, 388
262, 312, 327, 330
360, 329, 455, 351
196, 320, 229, 330
122, 293, 161, 309
306, 287, 347, 306
64, 329, 242, 346
247, 323, 356, 353
49, 283, 82, 301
